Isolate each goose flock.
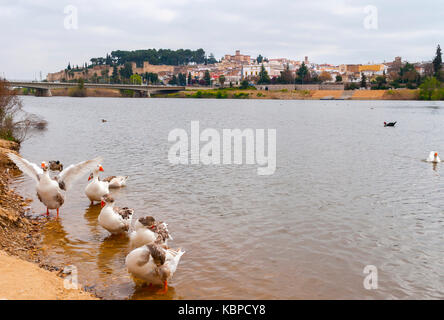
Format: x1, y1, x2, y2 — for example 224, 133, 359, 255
7, 153, 184, 294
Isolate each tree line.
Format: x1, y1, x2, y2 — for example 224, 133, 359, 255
91, 49, 210, 67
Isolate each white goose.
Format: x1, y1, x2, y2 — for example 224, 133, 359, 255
88, 173, 128, 188
98, 194, 133, 235
129, 216, 172, 250
7, 153, 102, 218
85, 164, 109, 204
125, 243, 185, 294
426, 151, 441, 163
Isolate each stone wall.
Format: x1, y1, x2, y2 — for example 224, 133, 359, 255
132, 61, 174, 75
255, 84, 345, 91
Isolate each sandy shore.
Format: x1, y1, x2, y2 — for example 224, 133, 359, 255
0, 139, 97, 300
0, 251, 96, 300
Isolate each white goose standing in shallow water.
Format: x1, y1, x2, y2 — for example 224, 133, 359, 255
85, 164, 109, 204
98, 194, 134, 235
129, 216, 172, 250
125, 243, 185, 294
426, 152, 441, 163
7, 153, 102, 218
88, 173, 128, 188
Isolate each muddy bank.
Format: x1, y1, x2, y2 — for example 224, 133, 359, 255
20, 87, 420, 100
154, 88, 420, 100
0, 139, 97, 300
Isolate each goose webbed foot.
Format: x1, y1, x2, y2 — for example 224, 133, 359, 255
156, 280, 168, 294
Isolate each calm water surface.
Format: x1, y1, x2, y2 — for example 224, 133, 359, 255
13, 96, 444, 299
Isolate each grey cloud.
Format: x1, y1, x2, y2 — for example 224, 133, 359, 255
0, 0, 443, 79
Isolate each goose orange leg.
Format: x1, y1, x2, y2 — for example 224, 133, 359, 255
46, 208, 49, 217
56, 208, 59, 219
157, 280, 168, 294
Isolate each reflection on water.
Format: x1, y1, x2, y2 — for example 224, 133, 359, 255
12, 97, 444, 300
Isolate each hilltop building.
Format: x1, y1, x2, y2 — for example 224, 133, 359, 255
222, 50, 251, 64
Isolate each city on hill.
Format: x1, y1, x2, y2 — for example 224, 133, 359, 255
44, 46, 444, 99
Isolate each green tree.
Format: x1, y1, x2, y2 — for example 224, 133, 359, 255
207, 53, 217, 64
100, 69, 109, 83
119, 62, 133, 80
130, 73, 142, 85
433, 45, 442, 78
188, 72, 192, 85
279, 64, 294, 84
256, 54, 264, 63
169, 75, 178, 85
398, 63, 420, 88
105, 53, 112, 65
296, 62, 308, 84
240, 79, 249, 89
178, 73, 187, 86
419, 77, 442, 100
335, 75, 343, 83
111, 65, 120, 83
360, 73, 367, 88
219, 75, 225, 87
257, 64, 271, 84
91, 72, 99, 83
204, 70, 211, 86
374, 75, 387, 89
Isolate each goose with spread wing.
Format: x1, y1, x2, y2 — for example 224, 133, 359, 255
7, 153, 102, 218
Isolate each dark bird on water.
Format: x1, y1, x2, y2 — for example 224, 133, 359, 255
384, 121, 397, 127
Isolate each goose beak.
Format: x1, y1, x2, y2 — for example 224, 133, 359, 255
101, 201, 105, 208
435, 153, 438, 157
41, 162, 46, 169
88, 175, 92, 181
99, 166, 104, 172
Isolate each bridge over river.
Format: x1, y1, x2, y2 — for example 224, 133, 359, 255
8, 81, 185, 97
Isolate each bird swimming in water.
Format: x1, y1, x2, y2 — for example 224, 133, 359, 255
88, 173, 129, 188
384, 121, 397, 127
426, 152, 441, 163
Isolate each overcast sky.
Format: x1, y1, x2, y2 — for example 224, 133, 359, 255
1, 0, 443, 79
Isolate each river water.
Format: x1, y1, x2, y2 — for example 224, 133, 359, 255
12, 96, 444, 299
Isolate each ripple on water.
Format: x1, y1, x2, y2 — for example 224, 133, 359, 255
11, 97, 444, 299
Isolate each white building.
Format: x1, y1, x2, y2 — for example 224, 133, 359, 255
242, 64, 271, 79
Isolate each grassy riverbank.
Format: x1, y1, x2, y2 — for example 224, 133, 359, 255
0, 139, 97, 300
153, 88, 420, 100
19, 87, 420, 100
